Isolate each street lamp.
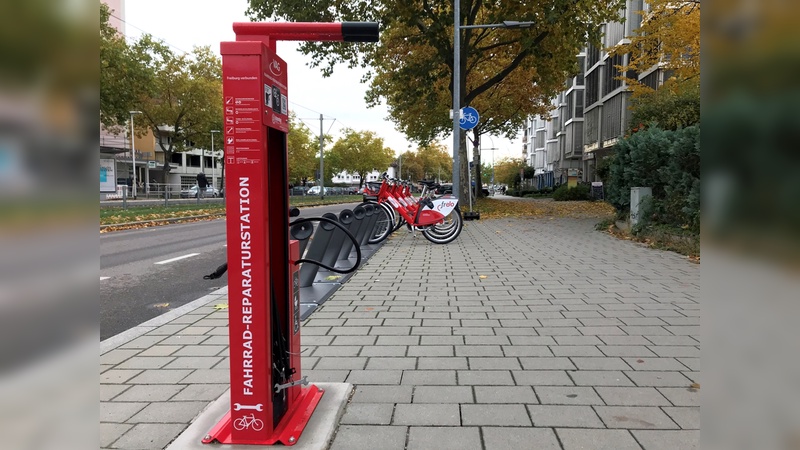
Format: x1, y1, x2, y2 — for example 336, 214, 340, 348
129, 110, 142, 198
451, 11, 535, 198
210, 130, 220, 190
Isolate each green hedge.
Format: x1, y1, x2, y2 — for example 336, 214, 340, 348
552, 184, 591, 201
606, 125, 700, 233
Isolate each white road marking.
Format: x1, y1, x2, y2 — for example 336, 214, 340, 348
100, 276, 110, 281
155, 253, 200, 265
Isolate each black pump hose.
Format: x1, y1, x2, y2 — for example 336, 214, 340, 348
290, 216, 362, 274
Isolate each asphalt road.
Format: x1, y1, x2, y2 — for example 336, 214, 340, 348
100, 202, 361, 340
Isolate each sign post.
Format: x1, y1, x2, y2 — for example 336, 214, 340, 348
459, 107, 480, 220
204, 21, 378, 447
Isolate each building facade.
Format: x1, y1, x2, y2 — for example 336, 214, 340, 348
522, 0, 664, 186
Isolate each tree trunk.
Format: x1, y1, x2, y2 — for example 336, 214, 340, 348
457, 130, 469, 201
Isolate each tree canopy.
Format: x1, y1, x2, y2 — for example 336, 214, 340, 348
100, 3, 222, 180
397, 143, 453, 182
287, 113, 319, 185
609, 0, 700, 132
610, 0, 700, 98
492, 157, 526, 187
327, 129, 395, 187
246, 0, 624, 198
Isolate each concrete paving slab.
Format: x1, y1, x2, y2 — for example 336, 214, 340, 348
165, 383, 352, 450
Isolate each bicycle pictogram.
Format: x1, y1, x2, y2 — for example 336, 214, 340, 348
460, 112, 478, 125
233, 413, 264, 431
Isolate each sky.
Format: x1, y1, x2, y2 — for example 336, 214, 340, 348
121, 0, 523, 162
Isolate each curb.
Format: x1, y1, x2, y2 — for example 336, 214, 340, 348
100, 213, 226, 231
100, 286, 229, 354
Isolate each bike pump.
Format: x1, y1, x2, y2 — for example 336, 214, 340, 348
204, 21, 379, 446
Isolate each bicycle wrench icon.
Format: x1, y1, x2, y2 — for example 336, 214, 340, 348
233, 403, 263, 412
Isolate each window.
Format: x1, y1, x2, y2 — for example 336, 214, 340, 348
587, 42, 600, 69
186, 154, 200, 167
170, 152, 183, 166
575, 90, 584, 118
576, 56, 585, 86
566, 92, 574, 121
603, 54, 623, 96
586, 71, 599, 106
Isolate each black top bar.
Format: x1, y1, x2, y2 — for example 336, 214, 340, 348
341, 22, 380, 42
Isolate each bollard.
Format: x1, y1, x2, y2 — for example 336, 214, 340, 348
297, 213, 338, 288
338, 205, 365, 261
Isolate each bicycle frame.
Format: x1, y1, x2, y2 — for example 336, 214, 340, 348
377, 177, 457, 227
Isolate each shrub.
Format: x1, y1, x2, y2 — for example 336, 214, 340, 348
553, 184, 591, 201
606, 125, 700, 233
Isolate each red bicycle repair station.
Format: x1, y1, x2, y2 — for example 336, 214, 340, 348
204, 22, 378, 446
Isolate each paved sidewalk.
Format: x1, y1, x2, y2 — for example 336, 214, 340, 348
101, 217, 699, 449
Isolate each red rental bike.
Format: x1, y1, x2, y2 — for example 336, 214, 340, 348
366, 174, 462, 244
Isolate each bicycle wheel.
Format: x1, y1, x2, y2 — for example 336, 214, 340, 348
422, 206, 463, 244
252, 419, 264, 432
423, 204, 461, 235
367, 202, 395, 244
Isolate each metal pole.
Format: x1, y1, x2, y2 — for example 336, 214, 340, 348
319, 113, 324, 199
211, 130, 220, 191
130, 113, 137, 199
398, 154, 402, 180
467, 160, 473, 212
452, 0, 461, 199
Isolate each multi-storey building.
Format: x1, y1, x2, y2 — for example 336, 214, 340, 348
523, 0, 666, 185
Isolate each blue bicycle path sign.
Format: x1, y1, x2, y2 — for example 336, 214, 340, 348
459, 106, 479, 130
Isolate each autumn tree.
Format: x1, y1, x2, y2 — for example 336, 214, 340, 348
416, 143, 453, 182
327, 129, 395, 188
100, 2, 151, 131
609, 0, 700, 130
398, 143, 453, 182
130, 41, 222, 182
100, 6, 223, 183
246, 0, 624, 200
492, 157, 526, 188
287, 113, 319, 185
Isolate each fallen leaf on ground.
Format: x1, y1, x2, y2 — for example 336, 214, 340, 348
214, 303, 229, 310
478, 275, 488, 279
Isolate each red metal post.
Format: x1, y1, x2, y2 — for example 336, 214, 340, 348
204, 22, 378, 446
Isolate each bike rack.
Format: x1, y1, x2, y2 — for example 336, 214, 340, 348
354, 203, 376, 247
298, 213, 338, 288
321, 209, 354, 269
337, 205, 366, 262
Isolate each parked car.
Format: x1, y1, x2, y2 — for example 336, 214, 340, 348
180, 185, 220, 198
289, 186, 307, 196
432, 184, 488, 196
306, 186, 328, 195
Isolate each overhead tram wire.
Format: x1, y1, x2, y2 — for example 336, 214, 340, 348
109, 12, 192, 55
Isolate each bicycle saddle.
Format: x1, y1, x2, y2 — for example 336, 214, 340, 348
418, 180, 439, 188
